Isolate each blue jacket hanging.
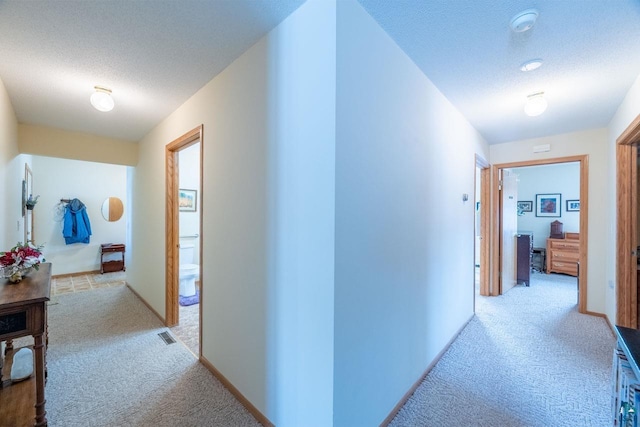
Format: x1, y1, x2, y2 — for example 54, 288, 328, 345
63, 198, 92, 244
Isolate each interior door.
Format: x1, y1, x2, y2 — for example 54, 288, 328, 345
500, 169, 518, 294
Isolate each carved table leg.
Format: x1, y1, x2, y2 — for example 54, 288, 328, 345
34, 333, 47, 426
44, 305, 48, 382
5, 339, 13, 353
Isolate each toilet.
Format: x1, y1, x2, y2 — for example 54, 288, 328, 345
179, 243, 199, 297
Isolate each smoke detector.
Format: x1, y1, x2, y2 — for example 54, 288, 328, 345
510, 9, 539, 33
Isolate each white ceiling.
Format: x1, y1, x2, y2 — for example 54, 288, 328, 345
0, 0, 306, 141
1, 0, 639, 144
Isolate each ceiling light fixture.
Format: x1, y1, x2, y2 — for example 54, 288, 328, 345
90, 86, 114, 112
520, 59, 543, 72
510, 9, 539, 33
524, 92, 547, 117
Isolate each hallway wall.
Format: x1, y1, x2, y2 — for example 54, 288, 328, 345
129, 0, 336, 423
0, 76, 30, 249
333, 1, 489, 424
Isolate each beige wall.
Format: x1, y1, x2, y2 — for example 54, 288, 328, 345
490, 128, 608, 315
332, 1, 489, 424
129, 1, 337, 422
0, 77, 31, 249
19, 123, 138, 166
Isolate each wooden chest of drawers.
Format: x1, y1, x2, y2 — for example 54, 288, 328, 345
546, 233, 579, 276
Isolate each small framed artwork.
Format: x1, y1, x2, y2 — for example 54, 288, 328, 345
536, 193, 561, 217
517, 201, 533, 212
566, 200, 580, 212
179, 189, 197, 212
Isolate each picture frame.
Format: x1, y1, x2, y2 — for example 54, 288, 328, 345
566, 199, 580, 212
179, 189, 197, 212
517, 201, 533, 212
536, 193, 561, 217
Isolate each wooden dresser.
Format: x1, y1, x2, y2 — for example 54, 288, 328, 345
546, 232, 579, 276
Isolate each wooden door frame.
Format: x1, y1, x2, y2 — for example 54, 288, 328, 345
165, 125, 203, 334
491, 155, 589, 313
616, 114, 640, 328
475, 154, 491, 297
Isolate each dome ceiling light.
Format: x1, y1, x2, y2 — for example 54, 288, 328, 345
520, 59, 543, 72
510, 9, 539, 33
90, 86, 114, 112
524, 92, 547, 117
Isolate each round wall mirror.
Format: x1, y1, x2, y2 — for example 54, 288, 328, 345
101, 197, 124, 222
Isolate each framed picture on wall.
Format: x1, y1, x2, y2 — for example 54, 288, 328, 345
566, 199, 580, 212
517, 201, 533, 212
179, 189, 197, 212
535, 193, 561, 217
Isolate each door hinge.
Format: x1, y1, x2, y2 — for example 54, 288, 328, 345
498, 179, 503, 190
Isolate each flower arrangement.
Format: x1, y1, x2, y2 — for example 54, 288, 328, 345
0, 242, 45, 283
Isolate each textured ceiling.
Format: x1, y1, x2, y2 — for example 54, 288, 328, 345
1, 0, 639, 144
0, 0, 305, 141
357, 0, 640, 144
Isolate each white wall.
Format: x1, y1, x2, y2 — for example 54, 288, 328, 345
607, 74, 640, 324
515, 163, 580, 247
32, 156, 127, 275
265, 0, 336, 424
0, 76, 31, 250
334, 1, 489, 425
490, 128, 608, 315
129, 0, 335, 423
178, 142, 200, 266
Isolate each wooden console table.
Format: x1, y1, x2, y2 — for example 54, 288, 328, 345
0, 263, 51, 426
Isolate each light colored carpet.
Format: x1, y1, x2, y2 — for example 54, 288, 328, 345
391, 272, 615, 427
44, 286, 261, 427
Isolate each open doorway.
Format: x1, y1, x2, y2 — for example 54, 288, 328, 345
165, 125, 203, 357
491, 155, 589, 313
616, 114, 640, 328
475, 154, 490, 304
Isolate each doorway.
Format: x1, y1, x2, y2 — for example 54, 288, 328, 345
475, 154, 490, 302
165, 125, 203, 357
491, 155, 589, 313
616, 114, 640, 328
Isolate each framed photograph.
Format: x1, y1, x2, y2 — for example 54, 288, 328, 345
566, 199, 580, 212
179, 189, 197, 212
517, 201, 533, 212
536, 193, 561, 217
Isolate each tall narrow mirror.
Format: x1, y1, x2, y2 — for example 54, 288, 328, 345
24, 164, 34, 244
